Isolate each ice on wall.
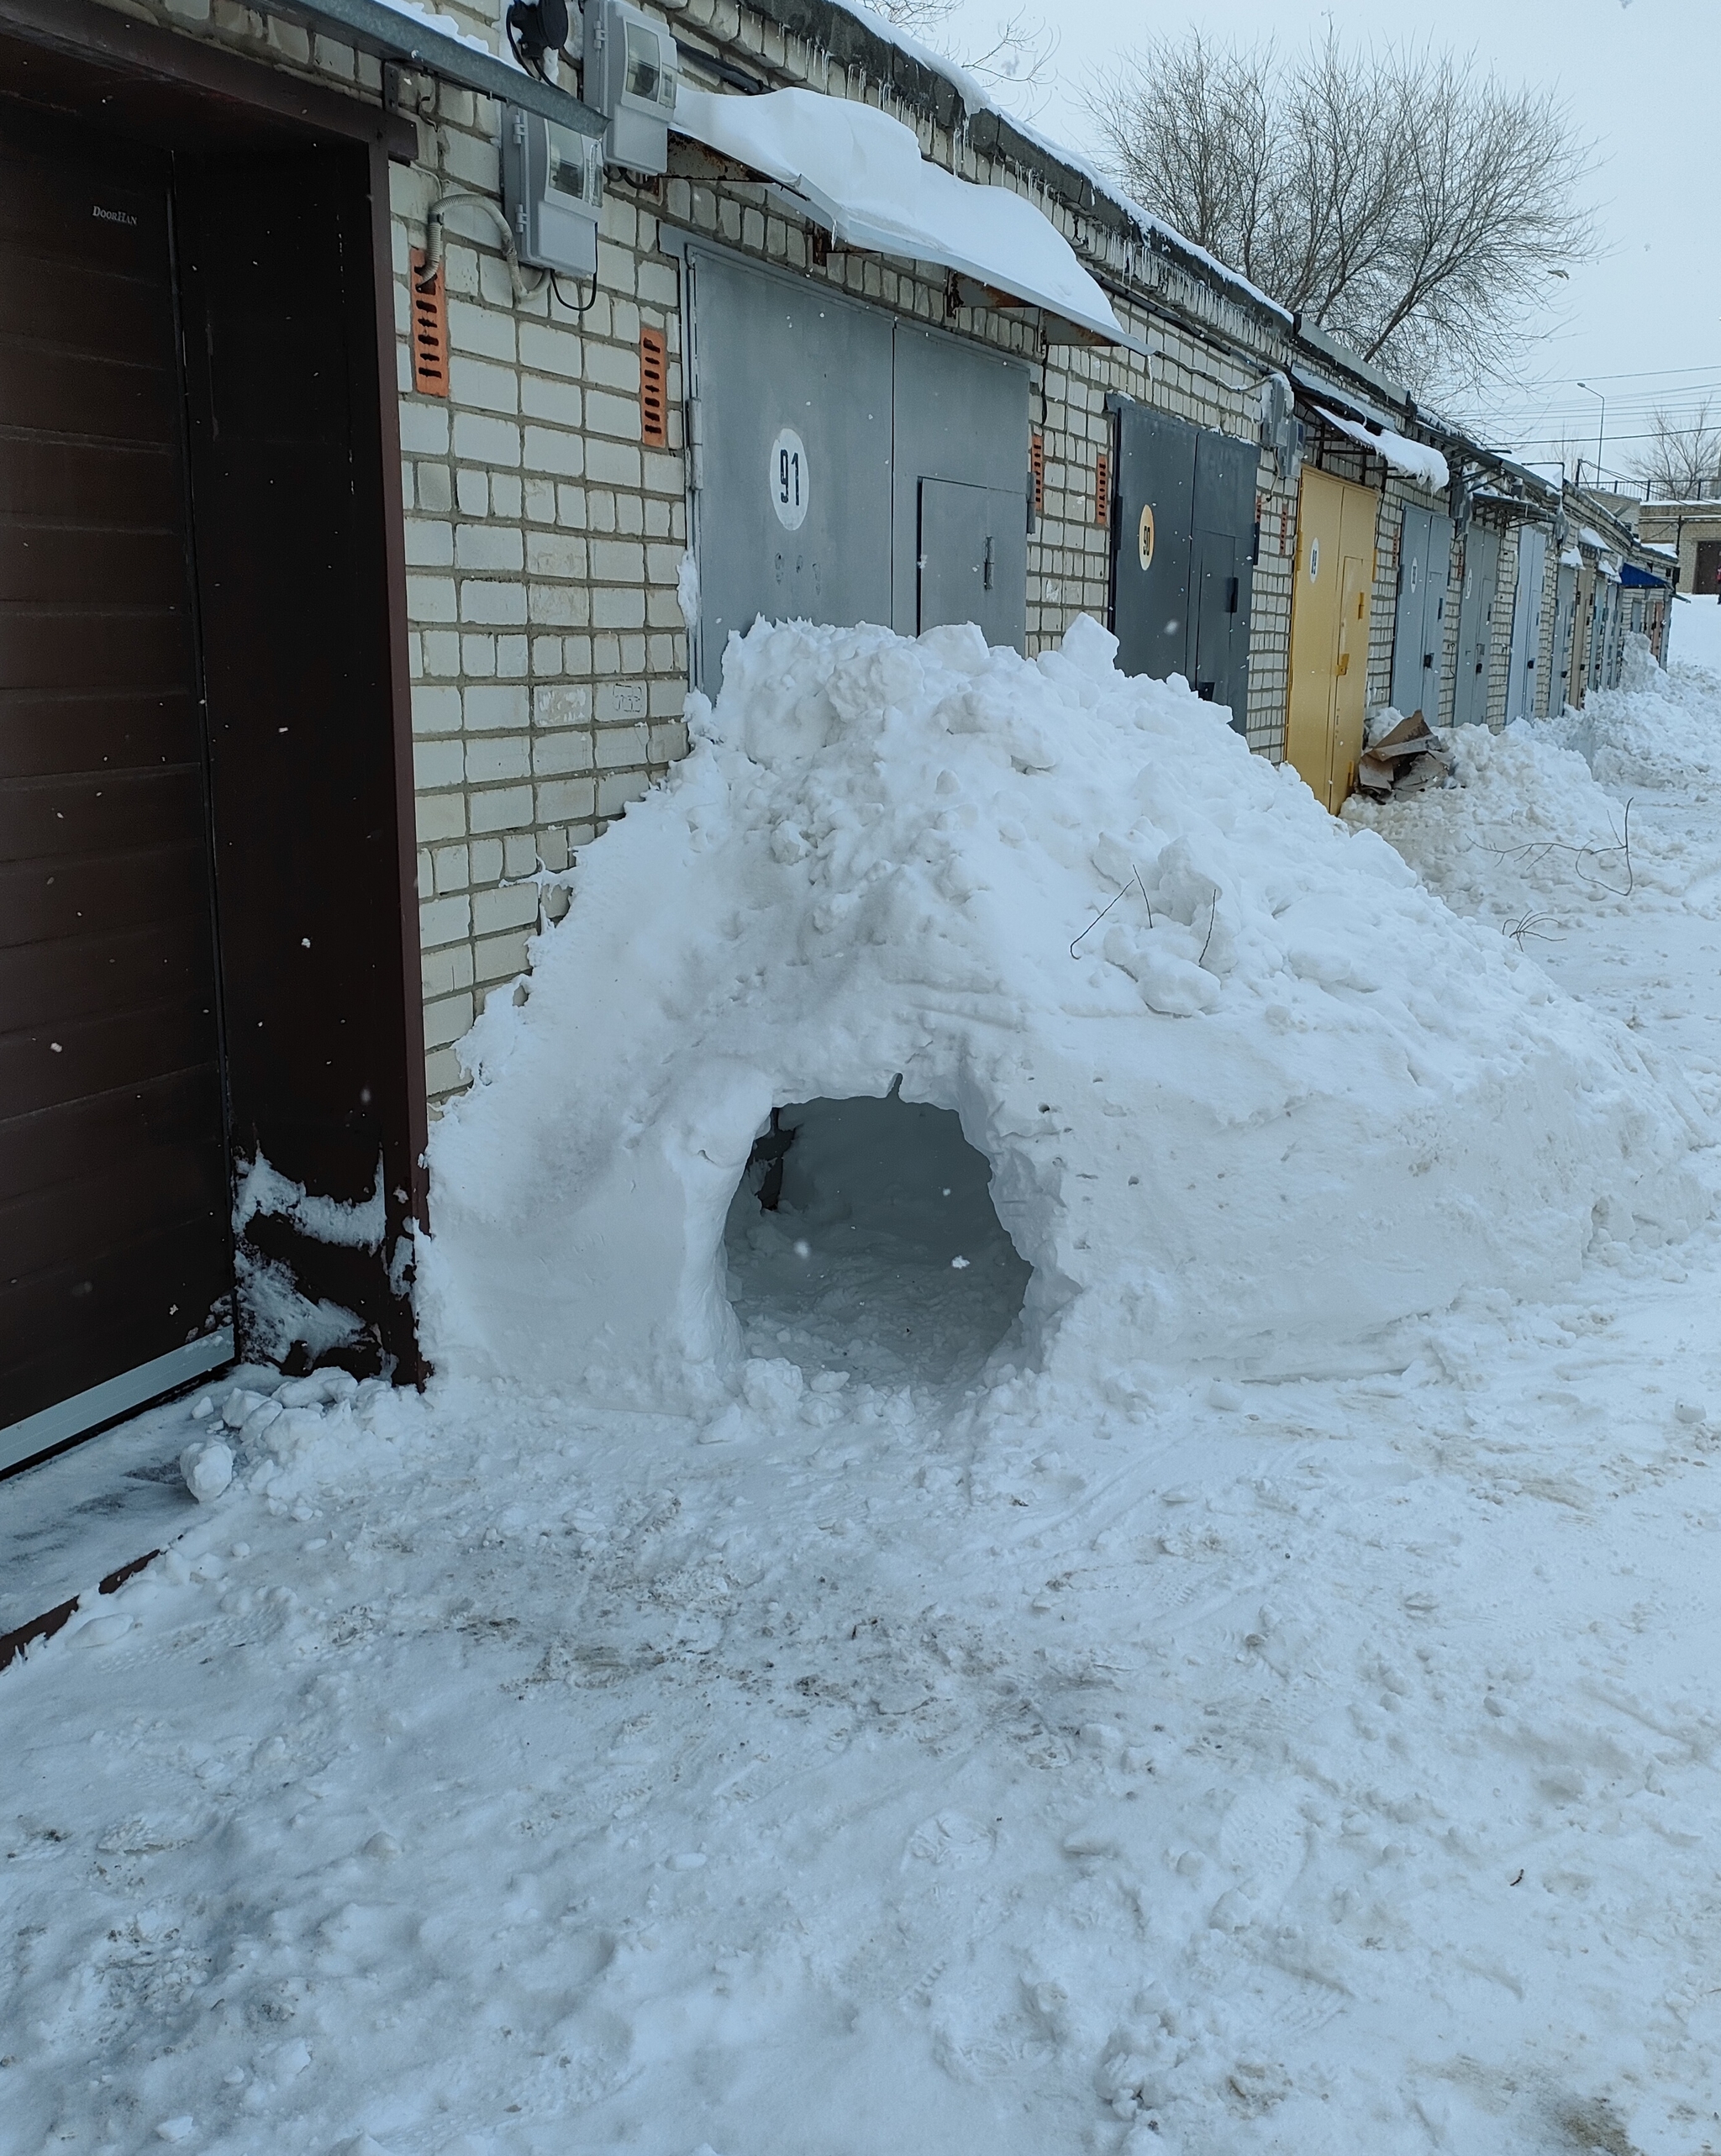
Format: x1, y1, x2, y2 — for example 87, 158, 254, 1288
420, 616, 1705, 1399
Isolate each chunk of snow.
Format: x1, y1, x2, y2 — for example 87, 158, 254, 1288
420, 616, 1703, 1396
179, 1438, 234, 1504
1315, 406, 1450, 492
672, 86, 1127, 346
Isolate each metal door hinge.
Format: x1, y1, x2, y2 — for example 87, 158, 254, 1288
685, 394, 703, 492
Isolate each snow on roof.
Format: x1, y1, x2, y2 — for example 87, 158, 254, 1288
1314, 406, 1449, 492
370, 0, 495, 56
775, 0, 1290, 322
673, 84, 1131, 346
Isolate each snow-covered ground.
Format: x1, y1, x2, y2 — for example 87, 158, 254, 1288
8, 643, 1721, 2156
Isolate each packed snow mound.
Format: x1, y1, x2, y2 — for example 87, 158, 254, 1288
1345, 720, 1649, 926
1552, 634, 1721, 787
420, 617, 1704, 1399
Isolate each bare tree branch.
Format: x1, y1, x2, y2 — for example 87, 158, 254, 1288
1630, 402, 1721, 500
1086, 32, 1596, 402
866, 0, 1055, 103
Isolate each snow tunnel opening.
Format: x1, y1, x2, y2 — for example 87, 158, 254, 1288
721, 1090, 1033, 1387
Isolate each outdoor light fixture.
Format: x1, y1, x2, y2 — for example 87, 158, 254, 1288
502, 104, 604, 278
583, 0, 679, 173
504, 0, 571, 82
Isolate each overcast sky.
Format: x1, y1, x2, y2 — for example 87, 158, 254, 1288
931, 0, 1716, 481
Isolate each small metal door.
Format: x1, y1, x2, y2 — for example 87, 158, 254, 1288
917, 478, 1023, 648
1112, 402, 1198, 685
1419, 512, 1454, 722
687, 247, 894, 685
892, 323, 1028, 651
1451, 524, 1499, 727
1286, 466, 1378, 811
1505, 523, 1548, 723
1189, 427, 1257, 730
1551, 562, 1578, 710
1391, 503, 1434, 716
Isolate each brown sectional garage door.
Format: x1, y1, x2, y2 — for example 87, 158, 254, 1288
1, 110, 233, 1450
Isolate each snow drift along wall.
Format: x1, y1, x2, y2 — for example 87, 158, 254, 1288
420, 617, 1705, 1400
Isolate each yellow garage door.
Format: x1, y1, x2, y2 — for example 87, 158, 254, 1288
1285, 468, 1379, 812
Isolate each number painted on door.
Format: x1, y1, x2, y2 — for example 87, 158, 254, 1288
1138, 502, 1155, 571
769, 426, 810, 531
1308, 536, 1320, 581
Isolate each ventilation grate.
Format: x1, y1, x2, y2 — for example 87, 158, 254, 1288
1094, 449, 1110, 528
1030, 431, 1045, 514
408, 250, 449, 399
639, 326, 668, 447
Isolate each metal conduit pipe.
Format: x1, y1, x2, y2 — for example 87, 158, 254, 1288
421, 187, 544, 306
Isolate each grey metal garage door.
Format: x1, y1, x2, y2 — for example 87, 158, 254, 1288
1111, 400, 1257, 731
685, 245, 894, 686
1451, 523, 1499, 727
1390, 503, 1453, 722
1550, 560, 1578, 709
1505, 524, 1549, 723
892, 322, 1029, 652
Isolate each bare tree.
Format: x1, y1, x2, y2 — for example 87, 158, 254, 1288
866, 0, 1055, 105
1086, 32, 1596, 402
1631, 402, 1721, 500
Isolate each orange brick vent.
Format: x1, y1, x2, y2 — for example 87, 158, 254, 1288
639, 326, 668, 447
408, 250, 449, 399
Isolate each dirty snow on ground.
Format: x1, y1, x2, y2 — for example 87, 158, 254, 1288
8, 634, 1721, 2156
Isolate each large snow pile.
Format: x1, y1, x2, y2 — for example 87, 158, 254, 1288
421, 618, 1703, 1396
1671, 592, 1721, 674
1345, 719, 1653, 930
1552, 634, 1721, 786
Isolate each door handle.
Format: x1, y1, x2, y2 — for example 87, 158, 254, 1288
983, 536, 994, 592
1336, 652, 1350, 676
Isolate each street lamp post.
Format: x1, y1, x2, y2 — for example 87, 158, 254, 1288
1576, 381, 1606, 486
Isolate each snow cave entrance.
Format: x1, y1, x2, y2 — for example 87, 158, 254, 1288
722, 1089, 1032, 1386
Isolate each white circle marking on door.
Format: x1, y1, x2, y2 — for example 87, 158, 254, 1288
769, 426, 810, 531
1138, 502, 1155, 571
1308, 536, 1320, 581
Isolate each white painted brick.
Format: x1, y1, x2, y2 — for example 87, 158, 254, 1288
587, 439, 642, 487
537, 776, 597, 822
534, 682, 593, 727
528, 583, 589, 628
464, 683, 530, 731
450, 354, 519, 415
472, 881, 539, 936
519, 322, 584, 378
533, 730, 596, 776
404, 518, 453, 566
424, 991, 475, 1048
597, 770, 652, 818
461, 579, 529, 626
524, 426, 584, 477
591, 538, 645, 584
455, 523, 524, 572
448, 297, 517, 363
412, 685, 462, 734
418, 893, 471, 948
407, 574, 457, 623
417, 462, 453, 513
456, 468, 489, 517
527, 530, 587, 580
399, 402, 450, 455
454, 412, 520, 466
469, 783, 534, 833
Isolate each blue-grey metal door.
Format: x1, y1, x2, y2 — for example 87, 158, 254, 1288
1391, 503, 1433, 716
892, 323, 1029, 651
1505, 524, 1548, 722
1452, 523, 1499, 726
1112, 402, 1197, 686
687, 246, 894, 686
1189, 427, 1257, 731
917, 478, 1024, 648
1551, 561, 1578, 710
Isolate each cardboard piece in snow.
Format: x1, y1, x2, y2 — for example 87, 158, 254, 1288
1355, 709, 1450, 798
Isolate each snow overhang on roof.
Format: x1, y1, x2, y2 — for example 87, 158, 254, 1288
672, 84, 1140, 350
1314, 406, 1450, 493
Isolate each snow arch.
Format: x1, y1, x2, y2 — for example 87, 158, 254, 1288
419, 616, 1703, 1408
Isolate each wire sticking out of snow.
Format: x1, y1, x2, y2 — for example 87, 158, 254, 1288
419, 615, 1702, 1400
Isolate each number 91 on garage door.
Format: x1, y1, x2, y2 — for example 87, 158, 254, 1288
769, 426, 810, 530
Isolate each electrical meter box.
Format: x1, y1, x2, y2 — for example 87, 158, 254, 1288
501, 106, 603, 278
583, 0, 678, 173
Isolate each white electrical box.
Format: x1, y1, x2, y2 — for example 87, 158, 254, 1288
583, 0, 678, 174
502, 106, 604, 278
